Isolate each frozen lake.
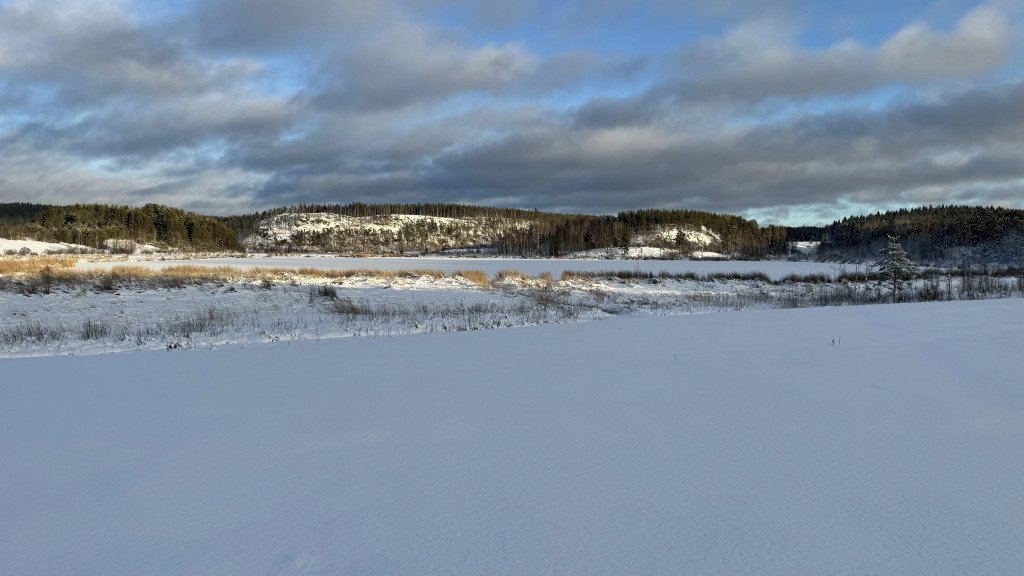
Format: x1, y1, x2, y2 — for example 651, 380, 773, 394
80, 256, 863, 280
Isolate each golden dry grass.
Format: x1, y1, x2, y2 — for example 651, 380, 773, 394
453, 269, 491, 288
0, 256, 78, 275
0, 260, 485, 290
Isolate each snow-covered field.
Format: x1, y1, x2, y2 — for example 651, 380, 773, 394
2, 300, 1023, 575
0, 280, 591, 356
79, 255, 862, 280
5, 258, 1019, 356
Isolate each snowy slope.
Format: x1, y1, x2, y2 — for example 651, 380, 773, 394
789, 240, 822, 254
637, 224, 721, 247
243, 212, 529, 253
0, 237, 93, 254
2, 300, 1023, 575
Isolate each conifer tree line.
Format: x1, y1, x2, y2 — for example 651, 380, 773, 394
800, 205, 1024, 264
0, 203, 239, 250
2, 201, 1022, 261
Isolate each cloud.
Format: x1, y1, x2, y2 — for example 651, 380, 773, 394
658, 3, 1012, 105
878, 5, 1010, 79
191, 0, 385, 51
311, 28, 539, 111
0, 0, 259, 103
0, 0, 1022, 223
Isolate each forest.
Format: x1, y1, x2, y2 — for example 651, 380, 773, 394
0, 203, 239, 251
2, 201, 1021, 262
799, 205, 1024, 265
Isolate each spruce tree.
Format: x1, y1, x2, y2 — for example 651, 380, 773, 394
877, 235, 918, 302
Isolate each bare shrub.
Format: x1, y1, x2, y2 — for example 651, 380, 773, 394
308, 284, 339, 303
39, 265, 54, 294
705, 271, 770, 282
0, 321, 65, 346
81, 319, 111, 340
916, 278, 944, 301
837, 270, 885, 283
331, 297, 371, 318
496, 269, 529, 281
95, 274, 116, 292
780, 273, 832, 284
164, 306, 236, 336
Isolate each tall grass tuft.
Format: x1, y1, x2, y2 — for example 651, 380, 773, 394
454, 270, 491, 289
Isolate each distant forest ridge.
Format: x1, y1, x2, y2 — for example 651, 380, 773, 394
0, 202, 1022, 262
802, 205, 1024, 264
0, 203, 239, 251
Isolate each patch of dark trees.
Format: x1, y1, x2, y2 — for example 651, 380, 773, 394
0, 203, 239, 251
790, 205, 1024, 265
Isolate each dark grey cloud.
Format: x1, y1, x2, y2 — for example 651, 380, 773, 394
307, 79, 1024, 218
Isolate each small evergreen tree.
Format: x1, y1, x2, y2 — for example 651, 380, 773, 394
876, 235, 918, 301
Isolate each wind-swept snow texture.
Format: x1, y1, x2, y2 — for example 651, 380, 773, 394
2, 300, 1023, 575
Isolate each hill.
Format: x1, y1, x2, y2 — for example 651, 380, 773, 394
229, 203, 787, 258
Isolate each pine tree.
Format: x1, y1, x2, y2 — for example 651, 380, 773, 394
876, 235, 918, 301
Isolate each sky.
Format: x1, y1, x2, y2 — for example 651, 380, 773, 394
1, 0, 1022, 225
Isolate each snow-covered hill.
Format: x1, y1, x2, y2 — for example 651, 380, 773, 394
243, 213, 734, 258
243, 212, 529, 253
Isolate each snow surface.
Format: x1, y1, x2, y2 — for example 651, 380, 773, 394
566, 246, 729, 259
643, 224, 721, 246
0, 238, 92, 254
789, 241, 822, 254
79, 256, 861, 280
103, 239, 159, 254
566, 246, 681, 259
2, 300, 1023, 575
